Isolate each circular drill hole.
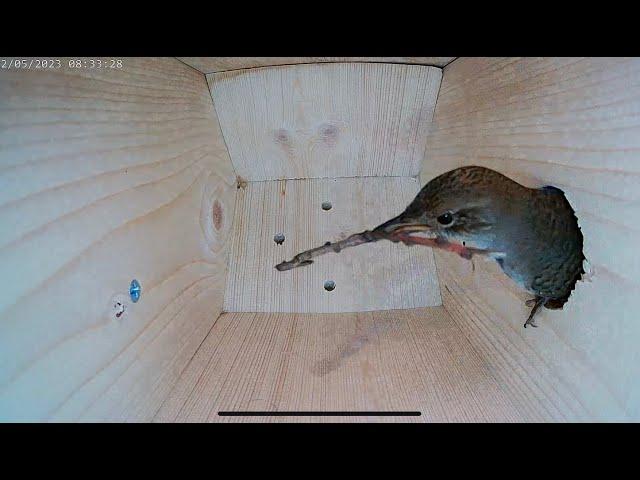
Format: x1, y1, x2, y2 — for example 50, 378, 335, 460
321, 201, 332, 211
324, 280, 336, 291
274, 233, 285, 245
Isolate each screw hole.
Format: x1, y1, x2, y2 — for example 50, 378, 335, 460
274, 233, 285, 245
321, 201, 332, 211
114, 302, 126, 318
324, 280, 336, 291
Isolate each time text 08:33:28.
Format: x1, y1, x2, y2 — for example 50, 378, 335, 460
1, 58, 124, 69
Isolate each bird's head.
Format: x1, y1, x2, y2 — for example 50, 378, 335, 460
375, 166, 520, 249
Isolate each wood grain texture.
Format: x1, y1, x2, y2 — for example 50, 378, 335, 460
209, 63, 442, 180
424, 57, 640, 420
178, 57, 455, 74
154, 308, 529, 422
0, 58, 236, 421
224, 177, 441, 313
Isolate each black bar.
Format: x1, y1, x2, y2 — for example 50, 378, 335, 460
218, 411, 421, 417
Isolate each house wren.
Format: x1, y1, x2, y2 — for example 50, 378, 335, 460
377, 166, 585, 327
276, 166, 585, 328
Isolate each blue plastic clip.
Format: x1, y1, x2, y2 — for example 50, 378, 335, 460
129, 279, 141, 303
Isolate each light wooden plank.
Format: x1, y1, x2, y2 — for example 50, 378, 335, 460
424, 57, 640, 420
0, 58, 236, 421
434, 251, 599, 421
154, 309, 528, 422
224, 177, 441, 313
179, 57, 455, 74
209, 63, 442, 180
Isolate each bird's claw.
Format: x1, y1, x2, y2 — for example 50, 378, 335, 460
524, 296, 546, 329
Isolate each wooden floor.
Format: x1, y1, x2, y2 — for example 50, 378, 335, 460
154, 307, 536, 422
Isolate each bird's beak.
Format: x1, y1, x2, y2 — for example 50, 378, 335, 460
373, 213, 432, 235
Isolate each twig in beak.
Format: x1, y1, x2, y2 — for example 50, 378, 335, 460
274, 229, 386, 271
274, 220, 493, 271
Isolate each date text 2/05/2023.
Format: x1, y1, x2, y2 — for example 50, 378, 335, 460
0, 58, 124, 70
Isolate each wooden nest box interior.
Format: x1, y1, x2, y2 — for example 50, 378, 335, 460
1, 57, 638, 422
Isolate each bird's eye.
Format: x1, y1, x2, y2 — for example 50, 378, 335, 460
437, 212, 453, 225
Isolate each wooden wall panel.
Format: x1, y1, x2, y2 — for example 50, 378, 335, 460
209, 63, 442, 180
179, 57, 455, 74
424, 57, 640, 420
224, 177, 441, 313
154, 309, 529, 422
0, 58, 236, 421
